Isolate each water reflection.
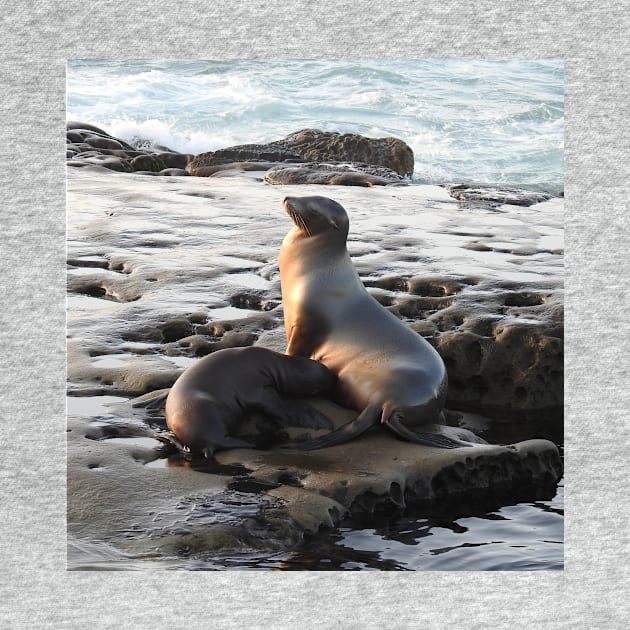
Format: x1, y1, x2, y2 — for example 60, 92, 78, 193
275, 479, 563, 571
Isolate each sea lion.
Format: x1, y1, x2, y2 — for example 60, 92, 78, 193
164, 346, 336, 457
279, 195, 469, 450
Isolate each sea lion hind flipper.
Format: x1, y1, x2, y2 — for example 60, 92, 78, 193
131, 389, 170, 409
384, 414, 472, 449
291, 403, 381, 450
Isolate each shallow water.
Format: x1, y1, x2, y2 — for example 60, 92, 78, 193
283, 482, 563, 571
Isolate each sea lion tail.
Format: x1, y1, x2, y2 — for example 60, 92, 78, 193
288, 404, 382, 451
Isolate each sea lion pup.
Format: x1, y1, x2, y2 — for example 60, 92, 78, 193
165, 346, 335, 457
279, 195, 470, 450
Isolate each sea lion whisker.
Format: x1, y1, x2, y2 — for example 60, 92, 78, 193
300, 215, 311, 237
291, 209, 310, 237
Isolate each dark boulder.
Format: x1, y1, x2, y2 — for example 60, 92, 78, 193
187, 129, 414, 177
66, 122, 191, 176
130, 154, 167, 172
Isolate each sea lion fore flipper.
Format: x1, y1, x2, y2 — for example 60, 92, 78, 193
279, 401, 335, 430
285, 324, 313, 357
252, 389, 334, 430
292, 403, 382, 450
202, 436, 254, 459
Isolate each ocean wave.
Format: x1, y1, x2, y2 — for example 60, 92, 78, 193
67, 59, 564, 188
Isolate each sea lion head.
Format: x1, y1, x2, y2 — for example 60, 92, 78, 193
283, 196, 349, 239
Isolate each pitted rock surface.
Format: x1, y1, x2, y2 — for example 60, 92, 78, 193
67, 168, 563, 564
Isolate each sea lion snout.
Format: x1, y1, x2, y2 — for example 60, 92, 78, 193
282, 195, 349, 238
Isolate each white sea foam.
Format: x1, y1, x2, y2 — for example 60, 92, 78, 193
104, 118, 229, 154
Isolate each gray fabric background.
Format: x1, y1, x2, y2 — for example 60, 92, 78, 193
1, 0, 627, 626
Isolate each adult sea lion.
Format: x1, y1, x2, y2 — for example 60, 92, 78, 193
279, 195, 469, 450
165, 346, 335, 457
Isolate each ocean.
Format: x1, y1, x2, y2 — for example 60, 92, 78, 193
66, 59, 563, 191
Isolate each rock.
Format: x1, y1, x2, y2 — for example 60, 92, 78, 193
188, 151, 305, 176
129, 154, 167, 172
158, 168, 189, 176
190, 161, 296, 177
66, 130, 85, 144
83, 135, 127, 151
444, 183, 555, 207
67, 120, 111, 135
263, 162, 406, 186
68, 155, 132, 172
67, 393, 561, 566
376, 275, 564, 420
66, 124, 414, 182
66, 124, 136, 152
434, 326, 563, 418
154, 152, 191, 169
227, 431, 562, 527
66, 122, 189, 174
187, 128, 414, 177
284, 129, 414, 176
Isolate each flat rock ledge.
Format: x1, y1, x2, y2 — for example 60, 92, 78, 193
68, 397, 561, 565
66, 168, 563, 566
223, 432, 562, 531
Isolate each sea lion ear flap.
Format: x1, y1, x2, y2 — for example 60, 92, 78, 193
329, 219, 339, 230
